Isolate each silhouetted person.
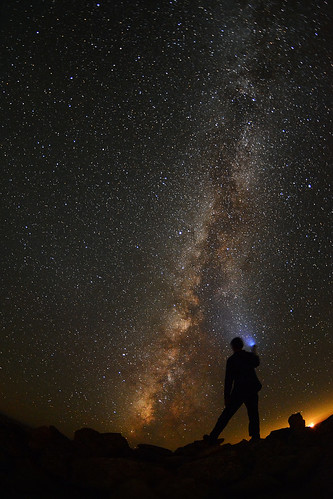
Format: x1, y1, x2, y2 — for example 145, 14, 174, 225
205, 337, 262, 443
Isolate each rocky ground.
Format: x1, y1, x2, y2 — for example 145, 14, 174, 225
0, 412, 332, 498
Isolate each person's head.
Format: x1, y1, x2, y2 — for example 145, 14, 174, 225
230, 337, 244, 352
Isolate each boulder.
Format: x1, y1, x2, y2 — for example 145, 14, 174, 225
174, 438, 224, 458
266, 427, 291, 442
28, 425, 72, 452
314, 415, 333, 436
28, 426, 74, 479
74, 427, 132, 458
0, 423, 30, 459
288, 412, 306, 431
134, 443, 173, 462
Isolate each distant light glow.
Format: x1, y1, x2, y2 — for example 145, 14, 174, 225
244, 336, 256, 348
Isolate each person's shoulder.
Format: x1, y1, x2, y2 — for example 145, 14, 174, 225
239, 349, 256, 357
243, 350, 253, 357
239, 350, 258, 363
227, 353, 236, 364
227, 352, 240, 364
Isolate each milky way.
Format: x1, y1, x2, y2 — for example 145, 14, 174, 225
1, 1, 332, 448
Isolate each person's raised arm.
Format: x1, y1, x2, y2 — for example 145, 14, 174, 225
251, 345, 260, 367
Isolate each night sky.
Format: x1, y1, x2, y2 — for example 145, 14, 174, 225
1, 0, 332, 449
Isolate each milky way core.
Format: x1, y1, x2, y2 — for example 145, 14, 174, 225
1, 1, 332, 448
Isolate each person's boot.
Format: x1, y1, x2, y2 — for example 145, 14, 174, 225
249, 435, 261, 443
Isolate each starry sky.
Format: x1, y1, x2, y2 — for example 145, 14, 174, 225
1, 0, 332, 449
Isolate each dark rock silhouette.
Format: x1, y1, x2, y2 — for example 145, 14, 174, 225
29, 425, 74, 479
0, 412, 332, 498
134, 443, 173, 463
315, 414, 333, 436
74, 427, 132, 458
288, 412, 306, 430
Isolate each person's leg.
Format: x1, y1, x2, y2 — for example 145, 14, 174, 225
209, 394, 244, 441
244, 392, 260, 438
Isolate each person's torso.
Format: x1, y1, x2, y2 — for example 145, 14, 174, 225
229, 351, 262, 393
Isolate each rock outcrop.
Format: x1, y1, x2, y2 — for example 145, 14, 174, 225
0, 412, 332, 498
288, 412, 306, 430
73, 427, 132, 458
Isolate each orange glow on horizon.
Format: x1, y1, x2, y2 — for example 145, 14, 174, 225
302, 399, 333, 429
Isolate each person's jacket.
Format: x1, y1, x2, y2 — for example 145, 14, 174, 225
224, 350, 262, 398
